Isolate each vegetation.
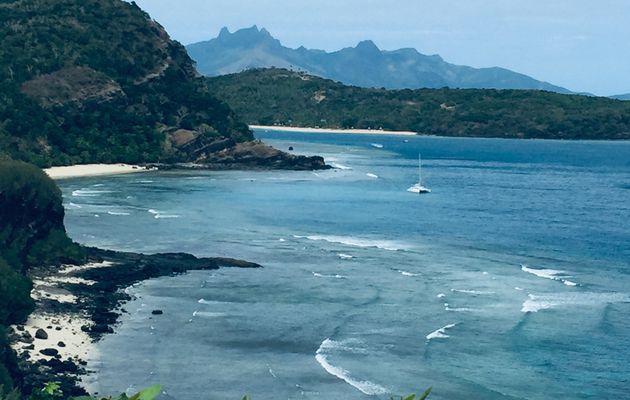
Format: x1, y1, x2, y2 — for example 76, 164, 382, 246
392, 387, 432, 400
207, 68, 630, 140
0, 161, 86, 392
0, 383, 161, 400
0, 0, 252, 167
1, 384, 431, 400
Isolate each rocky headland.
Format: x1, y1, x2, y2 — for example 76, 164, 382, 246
0, 161, 263, 396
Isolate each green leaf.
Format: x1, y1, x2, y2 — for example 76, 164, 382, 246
418, 386, 432, 400
43, 382, 61, 396
136, 385, 161, 400
403, 395, 416, 400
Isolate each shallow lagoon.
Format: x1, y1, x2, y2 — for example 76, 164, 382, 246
60, 131, 630, 399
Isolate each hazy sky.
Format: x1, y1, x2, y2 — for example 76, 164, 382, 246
132, 0, 630, 96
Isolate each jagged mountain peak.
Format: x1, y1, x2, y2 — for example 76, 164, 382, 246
355, 40, 379, 51
187, 26, 571, 93
214, 25, 274, 45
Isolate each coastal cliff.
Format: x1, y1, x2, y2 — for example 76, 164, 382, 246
0, 0, 326, 170
0, 161, 262, 396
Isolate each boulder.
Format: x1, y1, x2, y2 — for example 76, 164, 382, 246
39, 348, 59, 357
35, 328, 48, 340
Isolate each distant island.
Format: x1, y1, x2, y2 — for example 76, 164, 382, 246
611, 93, 630, 101
187, 25, 571, 93
206, 68, 630, 140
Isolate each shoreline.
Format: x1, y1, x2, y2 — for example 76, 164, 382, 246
10, 249, 261, 396
250, 124, 418, 136
44, 164, 156, 180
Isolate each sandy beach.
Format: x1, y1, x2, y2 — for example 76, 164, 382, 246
10, 262, 115, 367
250, 125, 418, 136
44, 164, 155, 180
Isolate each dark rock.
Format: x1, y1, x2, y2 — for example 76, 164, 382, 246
23, 344, 35, 350
41, 358, 79, 374
55, 327, 62, 331
160, 138, 330, 171
151, 310, 163, 315
21, 331, 34, 343
58, 341, 66, 347
89, 324, 114, 334
39, 348, 58, 357
17, 325, 25, 331
35, 328, 48, 340
288, 146, 294, 151
199, 140, 329, 170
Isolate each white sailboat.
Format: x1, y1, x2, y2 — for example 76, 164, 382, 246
407, 154, 431, 194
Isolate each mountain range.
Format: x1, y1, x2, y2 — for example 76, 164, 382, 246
187, 26, 571, 93
611, 93, 630, 101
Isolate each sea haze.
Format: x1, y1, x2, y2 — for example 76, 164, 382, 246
60, 131, 630, 399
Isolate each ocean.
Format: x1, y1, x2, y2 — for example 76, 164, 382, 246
59, 130, 630, 399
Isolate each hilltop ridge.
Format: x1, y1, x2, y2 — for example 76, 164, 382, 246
187, 26, 571, 93
206, 68, 630, 140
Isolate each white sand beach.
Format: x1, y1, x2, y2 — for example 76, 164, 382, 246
10, 261, 116, 365
250, 125, 418, 136
44, 164, 155, 180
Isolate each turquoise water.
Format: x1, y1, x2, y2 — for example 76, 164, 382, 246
60, 131, 630, 399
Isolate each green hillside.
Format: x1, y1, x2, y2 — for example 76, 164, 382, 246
0, 161, 86, 392
207, 68, 630, 140
0, 0, 252, 167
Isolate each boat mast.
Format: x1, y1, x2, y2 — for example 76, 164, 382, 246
418, 153, 422, 186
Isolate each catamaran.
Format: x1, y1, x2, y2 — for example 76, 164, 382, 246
407, 154, 431, 194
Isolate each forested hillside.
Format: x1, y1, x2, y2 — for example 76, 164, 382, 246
207, 68, 630, 140
0, 0, 252, 167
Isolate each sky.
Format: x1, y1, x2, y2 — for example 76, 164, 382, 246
131, 0, 630, 96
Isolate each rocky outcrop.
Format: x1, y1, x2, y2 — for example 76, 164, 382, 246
167, 137, 329, 170
200, 140, 329, 170
1, 161, 265, 395
15, 248, 262, 395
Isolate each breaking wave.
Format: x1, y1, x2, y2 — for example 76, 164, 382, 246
313, 272, 346, 279
72, 189, 114, 197
315, 339, 387, 396
521, 264, 579, 287
521, 292, 630, 313
426, 323, 458, 340
293, 235, 409, 251
450, 289, 495, 295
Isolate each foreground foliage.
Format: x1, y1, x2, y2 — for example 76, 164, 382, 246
4, 384, 431, 400
207, 68, 630, 140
